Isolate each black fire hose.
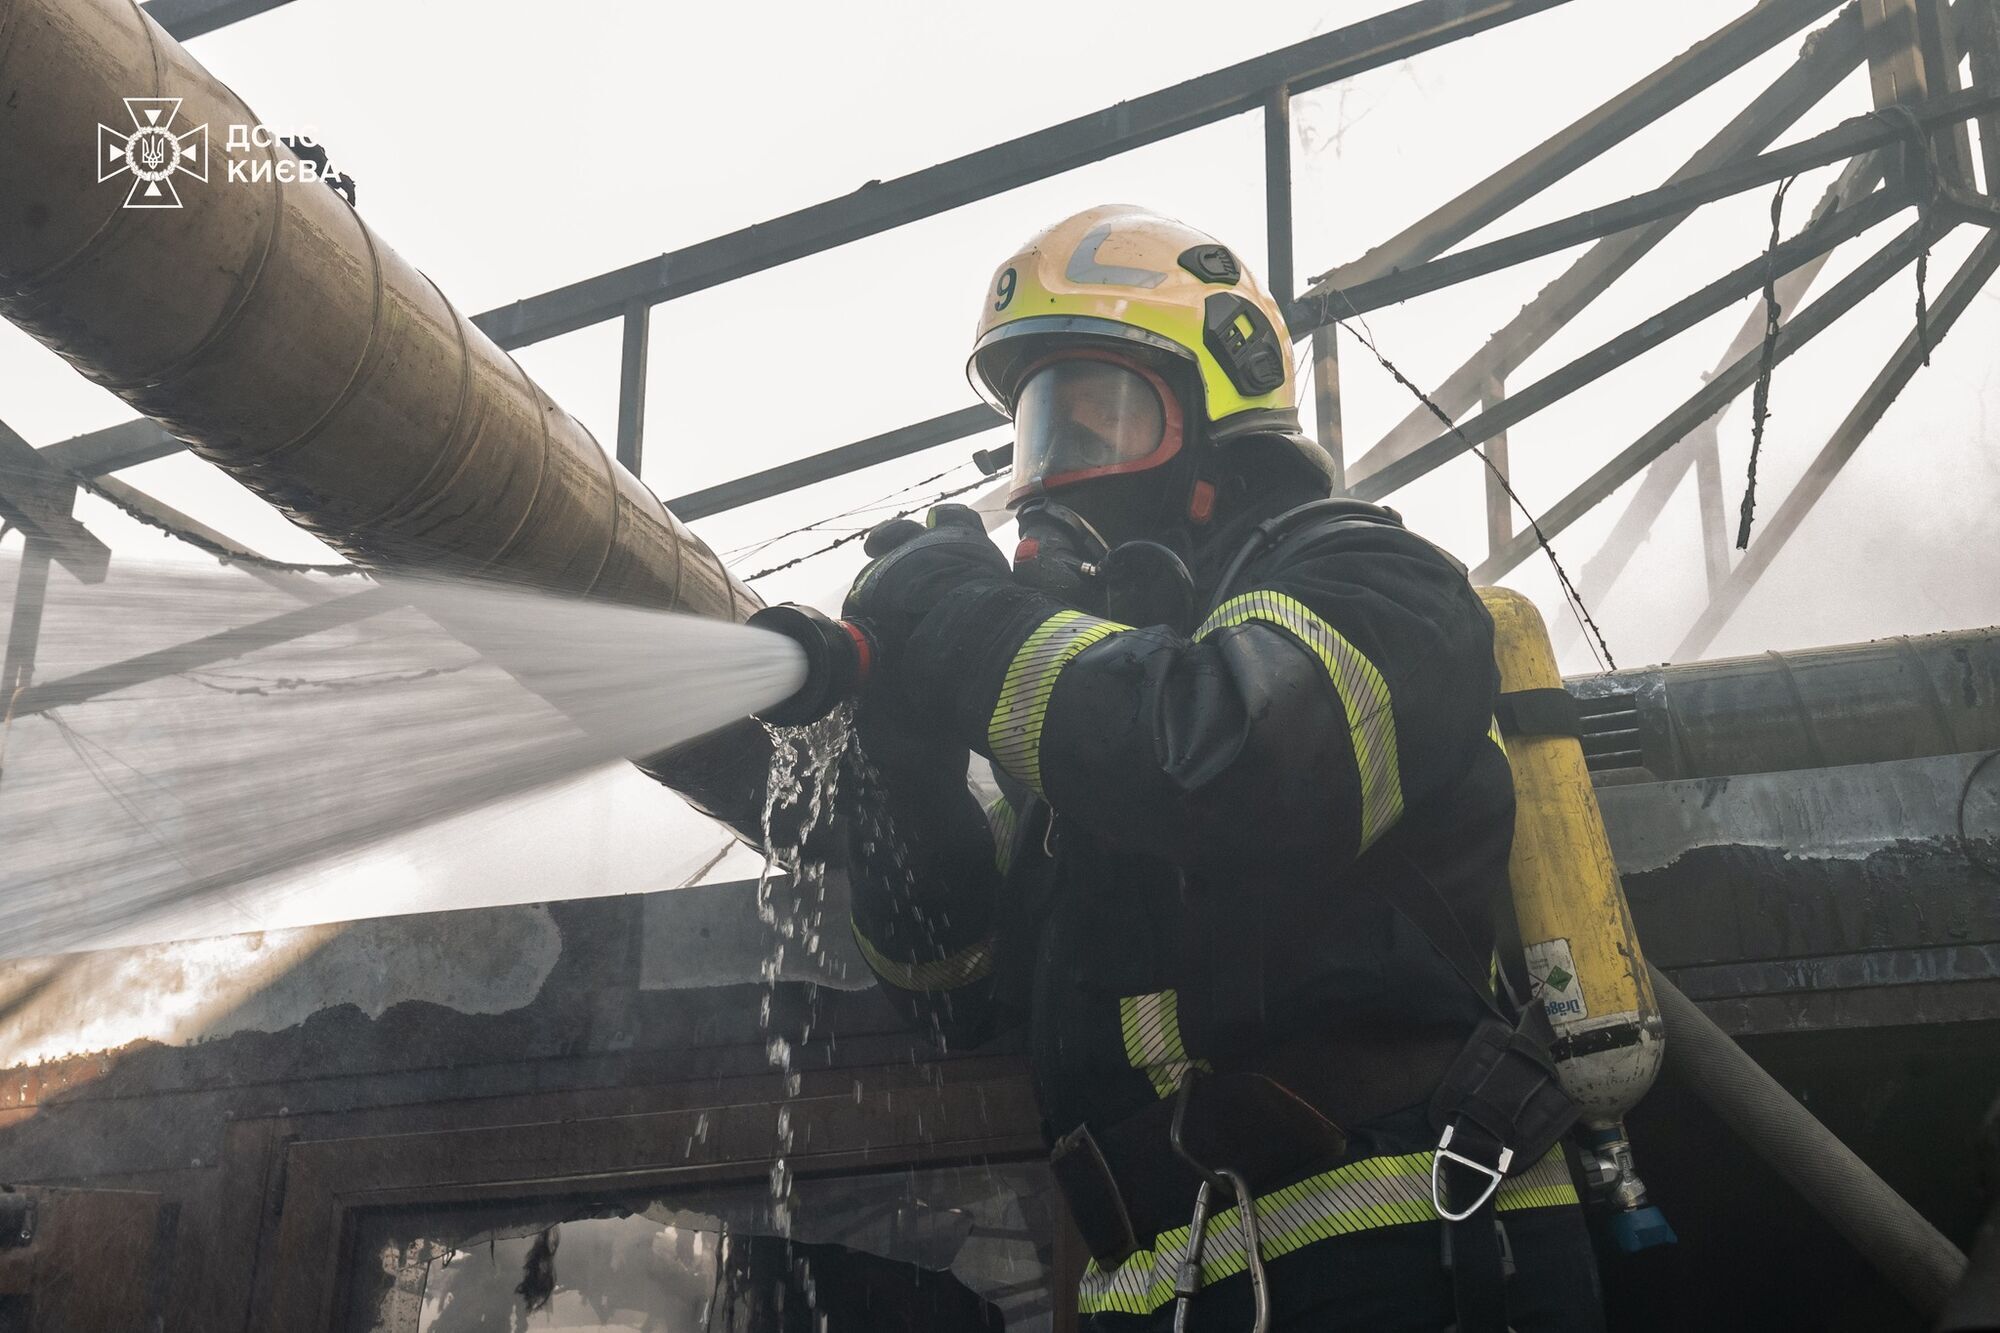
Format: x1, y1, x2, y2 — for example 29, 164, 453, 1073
1649, 962, 1968, 1316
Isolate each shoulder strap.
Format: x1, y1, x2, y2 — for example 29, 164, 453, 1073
1203, 499, 1406, 615
1349, 844, 1508, 1023
1205, 498, 1471, 619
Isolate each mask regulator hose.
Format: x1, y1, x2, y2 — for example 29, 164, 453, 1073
746, 604, 876, 726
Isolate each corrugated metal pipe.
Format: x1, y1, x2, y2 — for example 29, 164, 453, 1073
0, 0, 778, 835
1571, 628, 2000, 782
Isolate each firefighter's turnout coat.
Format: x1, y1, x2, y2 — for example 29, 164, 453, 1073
843, 501, 1597, 1330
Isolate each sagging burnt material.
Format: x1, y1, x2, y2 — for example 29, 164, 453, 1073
0, 0, 750, 621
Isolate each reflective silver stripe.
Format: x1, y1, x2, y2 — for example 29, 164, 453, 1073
1196, 590, 1405, 850
1065, 222, 1169, 288
985, 794, 1018, 876
987, 609, 1127, 795
1118, 989, 1209, 1099
849, 918, 995, 992
1077, 1145, 1577, 1316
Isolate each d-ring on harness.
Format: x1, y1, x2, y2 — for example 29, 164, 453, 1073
1432, 1123, 1513, 1222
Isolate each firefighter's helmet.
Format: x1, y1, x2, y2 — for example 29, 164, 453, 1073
968, 205, 1332, 502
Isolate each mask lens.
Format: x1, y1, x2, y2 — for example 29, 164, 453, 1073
1012, 357, 1172, 500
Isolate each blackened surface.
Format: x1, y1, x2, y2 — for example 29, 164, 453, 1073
1606, 1020, 2000, 1332
0, 892, 1010, 1183
1630, 838, 2000, 1007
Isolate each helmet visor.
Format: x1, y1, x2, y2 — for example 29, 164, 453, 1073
1010, 354, 1182, 503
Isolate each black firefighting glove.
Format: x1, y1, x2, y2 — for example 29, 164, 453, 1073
843, 504, 1010, 713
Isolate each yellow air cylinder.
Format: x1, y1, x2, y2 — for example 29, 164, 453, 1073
1479, 588, 1673, 1249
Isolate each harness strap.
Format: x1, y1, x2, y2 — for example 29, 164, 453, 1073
1443, 1205, 1511, 1333
1495, 686, 1582, 741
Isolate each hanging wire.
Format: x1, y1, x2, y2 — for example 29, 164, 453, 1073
740, 475, 992, 582
1326, 304, 1617, 672
1737, 113, 1940, 551
44, 710, 197, 880
1737, 173, 1799, 550
1874, 104, 1943, 368
722, 458, 982, 562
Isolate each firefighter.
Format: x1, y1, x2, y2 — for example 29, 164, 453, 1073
838, 205, 1603, 1332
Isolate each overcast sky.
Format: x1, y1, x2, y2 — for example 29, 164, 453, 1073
4, 0, 1998, 953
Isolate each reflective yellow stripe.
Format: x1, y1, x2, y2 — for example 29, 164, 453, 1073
987, 609, 1127, 795
985, 794, 1018, 876
1196, 591, 1404, 850
849, 918, 995, 992
1077, 1145, 1577, 1316
1488, 715, 1507, 757
1117, 989, 1211, 1099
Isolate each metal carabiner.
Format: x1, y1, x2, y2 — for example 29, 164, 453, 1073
1170, 1178, 1214, 1333
1168, 1072, 1272, 1333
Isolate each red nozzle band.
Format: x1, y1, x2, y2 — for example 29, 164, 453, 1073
841, 619, 874, 691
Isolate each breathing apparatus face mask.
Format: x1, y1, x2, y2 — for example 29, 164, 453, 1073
1009, 354, 1182, 504
1008, 351, 1199, 630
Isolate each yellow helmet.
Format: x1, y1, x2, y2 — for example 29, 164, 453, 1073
968, 205, 1331, 495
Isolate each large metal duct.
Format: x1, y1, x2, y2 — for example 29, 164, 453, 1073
1570, 626, 2000, 781
0, 0, 752, 621
0, 0, 781, 835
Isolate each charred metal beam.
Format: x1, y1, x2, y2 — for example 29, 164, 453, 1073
615, 300, 650, 475
1, 539, 51, 719
0, 423, 109, 583
469, 0, 1577, 351
1913, 0, 1979, 186
1310, 327, 1345, 493
666, 404, 1002, 522
1264, 87, 1296, 303
35, 419, 184, 478
1941, 180, 2000, 225
1866, 0, 1932, 106
1673, 227, 2000, 660
65, 3, 1557, 510
9, 586, 400, 719
1346, 4, 1866, 487
1865, 0, 1980, 191
1353, 183, 1905, 502
1293, 85, 1998, 325
139, 0, 297, 41
1481, 377, 1511, 556
1314, 0, 1851, 291
1693, 432, 1732, 593
1470, 218, 1935, 584
1962, 0, 2000, 188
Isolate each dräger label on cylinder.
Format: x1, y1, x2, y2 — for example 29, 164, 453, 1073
1524, 938, 1588, 1023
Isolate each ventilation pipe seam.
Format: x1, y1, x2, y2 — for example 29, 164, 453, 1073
357, 268, 477, 531
253, 201, 387, 469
